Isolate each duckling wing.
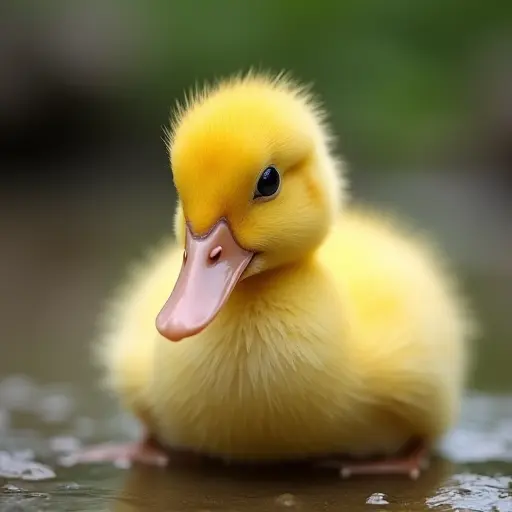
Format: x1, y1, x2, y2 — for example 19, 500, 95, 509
319, 207, 475, 438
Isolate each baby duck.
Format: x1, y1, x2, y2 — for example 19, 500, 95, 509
78, 71, 476, 478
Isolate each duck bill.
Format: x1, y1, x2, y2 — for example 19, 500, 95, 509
155, 219, 254, 342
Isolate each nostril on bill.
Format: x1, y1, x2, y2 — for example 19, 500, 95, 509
209, 246, 222, 263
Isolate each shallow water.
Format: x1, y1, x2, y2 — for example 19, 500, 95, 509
0, 376, 511, 512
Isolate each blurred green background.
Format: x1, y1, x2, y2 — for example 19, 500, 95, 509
0, 0, 511, 395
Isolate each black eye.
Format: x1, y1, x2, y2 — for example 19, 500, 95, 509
253, 166, 281, 199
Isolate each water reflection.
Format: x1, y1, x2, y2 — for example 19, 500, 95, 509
426, 473, 512, 511
112, 458, 454, 511
1, 375, 511, 511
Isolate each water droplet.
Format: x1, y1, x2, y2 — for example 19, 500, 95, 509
366, 492, 389, 505
2, 483, 24, 493
275, 493, 300, 507
0, 451, 56, 481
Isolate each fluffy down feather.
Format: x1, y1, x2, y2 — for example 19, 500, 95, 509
94, 70, 477, 465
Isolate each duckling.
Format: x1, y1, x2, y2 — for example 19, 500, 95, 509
76, 71, 476, 478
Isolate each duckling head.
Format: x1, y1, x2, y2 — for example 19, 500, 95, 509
156, 71, 347, 341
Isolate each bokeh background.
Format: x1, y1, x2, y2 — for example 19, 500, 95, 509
1, 0, 511, 400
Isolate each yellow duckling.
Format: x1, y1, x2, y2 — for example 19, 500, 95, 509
78, 71, 476, 478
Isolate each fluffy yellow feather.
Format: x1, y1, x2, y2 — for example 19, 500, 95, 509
90, 71, 476, 476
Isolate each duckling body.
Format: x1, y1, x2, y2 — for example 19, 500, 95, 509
87, 72, 475, 477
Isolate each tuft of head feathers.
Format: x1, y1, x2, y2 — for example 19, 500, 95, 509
165, 70, 349, 275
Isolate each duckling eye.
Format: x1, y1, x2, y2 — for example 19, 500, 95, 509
253, 166, 281, 200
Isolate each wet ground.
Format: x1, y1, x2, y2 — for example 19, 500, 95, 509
0, 378, 511, 511
1, 172, 511, 511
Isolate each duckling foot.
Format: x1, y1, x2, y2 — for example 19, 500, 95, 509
58, 437, 170, 468
317, 440, 429, 480
339, 441, 428, 480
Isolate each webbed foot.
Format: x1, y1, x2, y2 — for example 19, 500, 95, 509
58, 436, 169, 468
315, 439, 429, 480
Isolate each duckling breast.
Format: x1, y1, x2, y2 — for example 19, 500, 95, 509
147, 264, 412, 460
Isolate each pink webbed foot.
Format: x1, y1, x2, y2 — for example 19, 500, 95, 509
338, 440, 429, 480
315, 439, 430, 480
58, 437, 170, 468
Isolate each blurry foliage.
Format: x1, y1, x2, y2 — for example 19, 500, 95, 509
123, 0, 512, 170
6, 0, 512, 171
